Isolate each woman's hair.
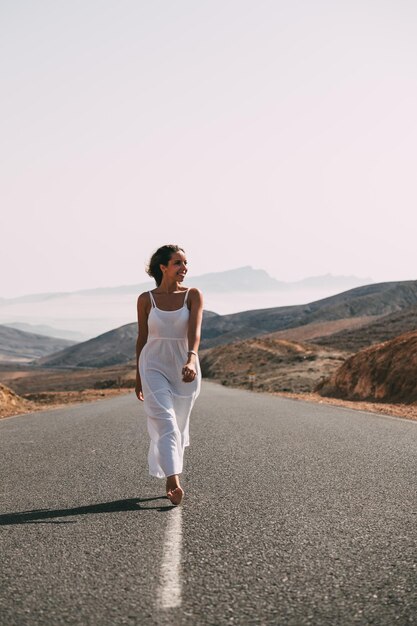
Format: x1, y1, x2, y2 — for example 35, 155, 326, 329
146, 244, 185, 286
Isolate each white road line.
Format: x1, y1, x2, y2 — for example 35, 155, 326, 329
157, 506, 183, 609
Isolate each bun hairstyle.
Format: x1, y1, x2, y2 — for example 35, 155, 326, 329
146, 244, 185, 286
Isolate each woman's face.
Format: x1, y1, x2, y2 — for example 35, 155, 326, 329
161, 251, 188, 282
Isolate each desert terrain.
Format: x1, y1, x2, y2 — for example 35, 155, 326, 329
1, 278, 417, 421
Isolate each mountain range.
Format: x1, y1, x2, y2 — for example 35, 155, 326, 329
3, 322, 86, 342
1, 278, 417, 408
0, 325, 76, 363
1, 268, 372, 303
32, 279, 417, 369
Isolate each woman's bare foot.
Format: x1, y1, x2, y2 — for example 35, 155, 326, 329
166, 475, 184, 505
167, 486, 184, 505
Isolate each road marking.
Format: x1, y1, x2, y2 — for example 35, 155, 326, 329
157, 506, 183, 609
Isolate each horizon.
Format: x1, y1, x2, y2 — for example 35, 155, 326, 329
1, 270, 416, 340
1, 271, 416, 343
0, 265, 379, 300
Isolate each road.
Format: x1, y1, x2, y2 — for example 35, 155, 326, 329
1, 381, 416, 625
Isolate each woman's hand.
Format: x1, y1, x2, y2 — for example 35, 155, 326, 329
135, 381, 144, 402
182, 361, 197, 383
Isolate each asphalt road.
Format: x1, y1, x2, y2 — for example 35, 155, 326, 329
1, 382, 416, 626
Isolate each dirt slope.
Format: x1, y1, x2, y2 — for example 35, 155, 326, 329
0, 363, 135, 395
0, 383, 34, 418
316, 330, 417, 403
200, 337, 347, 393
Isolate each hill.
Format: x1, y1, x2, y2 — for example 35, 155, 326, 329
312, 304, 417, 351
4, 322, 87, 342
265, 317, 380, 343
0, 325, 77, 364
200, 337, 347, 393
36, 323, 137, 368
36, 280, 417, 368
316, 331, 417, 404
201, 279, 417, 348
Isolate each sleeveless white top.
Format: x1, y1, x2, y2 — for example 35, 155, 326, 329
147, 289, 191, 340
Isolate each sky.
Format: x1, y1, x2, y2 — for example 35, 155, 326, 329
1, 0, 417, 298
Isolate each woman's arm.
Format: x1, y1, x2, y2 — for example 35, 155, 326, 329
182, 288, 203, 382
135, 292, 150, 401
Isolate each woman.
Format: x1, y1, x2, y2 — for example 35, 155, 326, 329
135, 244, 203, 505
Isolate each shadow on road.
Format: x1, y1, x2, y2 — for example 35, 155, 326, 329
0, 496, 175, 525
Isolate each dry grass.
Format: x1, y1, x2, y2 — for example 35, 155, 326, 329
272, 390, 417, 422
0, 366, 136, 419
0, 363, 136, 394
2, 379, 416, 424
0, 387, 132, 420
2, 329, 417, 423
268, 316, 380, 343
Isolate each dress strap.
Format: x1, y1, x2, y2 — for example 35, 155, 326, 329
149, 291, 156, 308
183, 289, 190, 306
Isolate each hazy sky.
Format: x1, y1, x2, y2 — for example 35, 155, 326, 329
2, 0, 416, 298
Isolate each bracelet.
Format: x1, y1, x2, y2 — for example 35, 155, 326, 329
188, 350, 198, 356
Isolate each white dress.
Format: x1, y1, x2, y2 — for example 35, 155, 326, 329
139, 289, 201, 478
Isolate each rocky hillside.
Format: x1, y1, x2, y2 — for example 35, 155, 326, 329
313, 304, 417, 352
200, 337, 347, 393
0, 383, 34, 418
316, 330, 417, 403
0, 325, 77, 363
